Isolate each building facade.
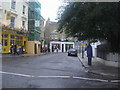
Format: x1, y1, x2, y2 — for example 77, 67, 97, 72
27, 0, 41, 54
44, 18, 58, 48
44, 18, 75, 50
1, 0, 28, 53
40, 16, 45, 50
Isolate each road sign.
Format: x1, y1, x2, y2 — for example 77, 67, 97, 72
82, 43, 86, 46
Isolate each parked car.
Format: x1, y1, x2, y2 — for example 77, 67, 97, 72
68, 48, 77, 57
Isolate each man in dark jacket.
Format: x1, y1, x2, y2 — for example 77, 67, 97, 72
86, 43, 93, 65
10, 44, 14, 55
13, 45, 19, 55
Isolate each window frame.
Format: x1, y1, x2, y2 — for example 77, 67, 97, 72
23, 5, 26, 14
11, 0, 16, 10
10, 16, 15, 28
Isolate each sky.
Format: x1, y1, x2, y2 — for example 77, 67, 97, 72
39, 0, 62, 22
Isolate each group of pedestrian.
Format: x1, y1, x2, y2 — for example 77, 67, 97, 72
42, 47, 49, 54
10, 44, 24, 55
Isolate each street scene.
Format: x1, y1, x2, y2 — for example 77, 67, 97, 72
0, 0, 120, 89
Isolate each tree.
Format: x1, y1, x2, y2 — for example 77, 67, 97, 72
58, 2, 120, 53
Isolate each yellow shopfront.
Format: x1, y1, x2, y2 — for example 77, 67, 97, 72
2, 29, 28, 53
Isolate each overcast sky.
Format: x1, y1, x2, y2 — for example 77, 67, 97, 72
39, 0, 62, 22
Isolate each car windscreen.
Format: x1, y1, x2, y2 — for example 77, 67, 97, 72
69, 49, 76, 52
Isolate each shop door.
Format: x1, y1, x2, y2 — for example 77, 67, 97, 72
62, 44, 64, 52
34, 44, 37, 54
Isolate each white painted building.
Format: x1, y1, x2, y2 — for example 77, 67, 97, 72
50, 41, 75, 53
1, 0, 29, 53
1, 0, 28, 30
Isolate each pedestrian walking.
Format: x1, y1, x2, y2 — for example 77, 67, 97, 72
13, 45, 19, 55
10, 44, 14, 55
56, 48, 59, 53
21, 46, 24, 54
86, 43, 93, 65
19, 46, 24, 54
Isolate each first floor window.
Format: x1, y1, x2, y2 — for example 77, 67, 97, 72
22, 21, 25, 29
23, 5, 26, 14
10, 16, 15, 28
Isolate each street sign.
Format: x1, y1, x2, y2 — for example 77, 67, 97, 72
82, 43, 86, 46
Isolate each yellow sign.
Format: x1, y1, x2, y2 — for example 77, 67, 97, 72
6, 11, 11, 20
82, 43, 86, 46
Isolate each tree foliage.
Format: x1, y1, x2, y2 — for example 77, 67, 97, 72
58, 2, 120, 53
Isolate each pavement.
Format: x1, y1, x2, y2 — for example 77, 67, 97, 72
78, 53, 120, 80
1, 53, 49, 57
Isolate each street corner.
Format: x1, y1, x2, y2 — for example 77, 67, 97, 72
86, 69, 120, 80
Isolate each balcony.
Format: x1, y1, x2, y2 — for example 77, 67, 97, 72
10, 9, 18, 16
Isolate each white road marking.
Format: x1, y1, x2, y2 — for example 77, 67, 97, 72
73, 76, 108, 82
37, 76, 70, 78
0, 71, 33, 77
111, 80, 120, 83
0, 71, 119, 83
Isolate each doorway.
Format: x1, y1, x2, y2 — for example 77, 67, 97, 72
62, 44, 64, 52
34, 44, 37, 54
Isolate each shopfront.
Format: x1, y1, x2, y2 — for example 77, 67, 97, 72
50, 41, 75, 53
2, 27, 28, 53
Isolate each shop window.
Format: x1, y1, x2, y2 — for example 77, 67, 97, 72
10, 35, 15, 39
2, 39, 8, 46
19, 41, 22, 46
2, 34, 8, 38
10, 40, 14, 45
19, 37, 22, 39
15, 41, 19, 45
15, 36, 19, 39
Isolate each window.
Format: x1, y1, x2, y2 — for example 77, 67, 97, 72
15, 36, 19, 39
19, 41, 22, 46
11, 0, 16, 10
11, 35, 15, 39
19, 37, 23, 40
23, 5, 25, 14
2, 39, 8, 46
22, 21, 25, 29
10, 40, 15, 45
10, 16, 15, 28
2, 34, 8, 38
0, 1, 2, 7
